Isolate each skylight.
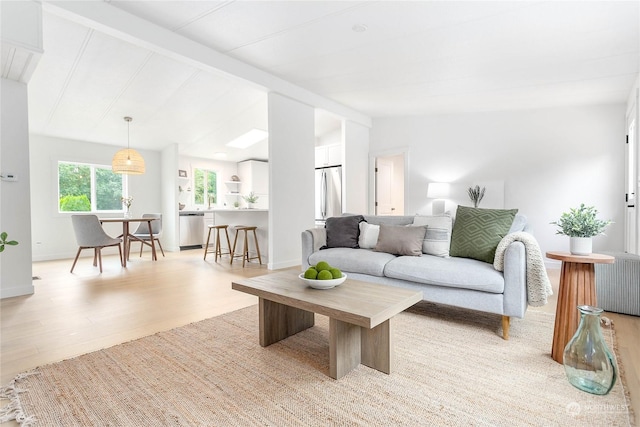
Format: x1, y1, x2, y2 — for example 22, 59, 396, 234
226, 129, 268, 149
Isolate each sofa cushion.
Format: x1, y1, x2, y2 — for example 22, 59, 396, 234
374, 224, 426, 256
308, 248, 396, 277
358, 222, 380, 249
412, 214, 453, 257
384, 255, 505, 293
324, 215, 364, 249
449, 206, 518, 263
362, 215, 415, 226
509, 214, 528, 233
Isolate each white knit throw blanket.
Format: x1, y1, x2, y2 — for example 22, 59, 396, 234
494, 232, 553, 307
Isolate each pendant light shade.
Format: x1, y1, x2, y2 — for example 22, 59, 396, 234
112, 117, 145, 175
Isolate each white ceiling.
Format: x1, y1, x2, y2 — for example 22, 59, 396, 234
26, 1, 639, 161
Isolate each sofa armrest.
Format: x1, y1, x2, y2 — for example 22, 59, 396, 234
502, 241, 527, 318
301, 228, 326, 269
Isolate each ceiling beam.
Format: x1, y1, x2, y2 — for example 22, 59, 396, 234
43, 1, 372, 128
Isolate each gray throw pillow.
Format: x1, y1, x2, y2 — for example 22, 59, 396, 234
449, 206, 518, 263
324, 215, 364, 249
374, 224, 427, 256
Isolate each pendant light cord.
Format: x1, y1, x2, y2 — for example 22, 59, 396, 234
124, 116, 132, 159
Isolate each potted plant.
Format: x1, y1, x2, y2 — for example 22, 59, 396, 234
551, 204, 612, 255
121, 196, 133, 218
0, 232, 18, 253
243, 192, 259, 209
467, 185, 486, 208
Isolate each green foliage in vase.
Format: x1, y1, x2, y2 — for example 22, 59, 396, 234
467, 185, 486, 208
121, 196, 133, 209
243, 192, 259, 203
0, 232, 18, 253
551, 204, 612, 237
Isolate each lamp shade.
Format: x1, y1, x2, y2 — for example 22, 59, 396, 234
112, 148, 145, 174
427, 182, 450, 199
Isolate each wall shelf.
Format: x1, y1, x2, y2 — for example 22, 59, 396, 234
224, 181, 241, 196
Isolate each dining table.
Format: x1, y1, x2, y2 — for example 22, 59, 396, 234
99, 217, 157, 267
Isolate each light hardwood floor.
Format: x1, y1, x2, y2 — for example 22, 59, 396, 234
1, 251, 638, 422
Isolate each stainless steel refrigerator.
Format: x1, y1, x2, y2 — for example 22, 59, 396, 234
315, 165, 342, 223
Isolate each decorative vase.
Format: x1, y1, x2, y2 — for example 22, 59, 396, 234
563, 305, 617, 395
570, 237, 592, 255
247, 203, 253, 209
124, 207, 132, 219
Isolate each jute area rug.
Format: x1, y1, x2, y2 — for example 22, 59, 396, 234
1, 302, 634, 426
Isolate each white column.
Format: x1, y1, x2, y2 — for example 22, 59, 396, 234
1, 78, 34, 298
268, 93, 315, 269
161, 144, 180, 252
0, 1, 42, 298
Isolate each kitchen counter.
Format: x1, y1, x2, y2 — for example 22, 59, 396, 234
180, 208, 268, 214
200, 209, 269, 263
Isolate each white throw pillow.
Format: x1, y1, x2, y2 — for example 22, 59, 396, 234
412, 214, 453, 257
358, 222, 380, 249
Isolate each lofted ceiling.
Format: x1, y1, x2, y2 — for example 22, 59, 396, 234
26, 0, 639, 161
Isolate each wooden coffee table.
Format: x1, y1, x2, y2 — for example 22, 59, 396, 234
232, 271, 422, 379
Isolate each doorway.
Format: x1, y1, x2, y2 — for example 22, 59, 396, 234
374, 153, 405, 215
625, 98, 639, 255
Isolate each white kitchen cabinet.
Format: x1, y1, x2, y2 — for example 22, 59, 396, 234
203, 212, 214, 244
315, 144, 342, 168
238, 160, 268, 196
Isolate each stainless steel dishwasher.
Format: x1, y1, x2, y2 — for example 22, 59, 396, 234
179, 212, 204, 249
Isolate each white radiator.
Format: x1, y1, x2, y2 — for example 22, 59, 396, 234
594, 252, 640, 317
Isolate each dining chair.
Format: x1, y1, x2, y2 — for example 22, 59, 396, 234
128, 213, 164, 260
70, 214, 123, 273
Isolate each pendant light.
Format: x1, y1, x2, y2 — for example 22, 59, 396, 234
112, 116, 145, 175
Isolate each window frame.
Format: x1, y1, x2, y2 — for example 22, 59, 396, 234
192, 167, 218, 207
57, 160, 127, 214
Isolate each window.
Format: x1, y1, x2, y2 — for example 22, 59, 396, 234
193, 168, 217, 206
58, 161, 125, 212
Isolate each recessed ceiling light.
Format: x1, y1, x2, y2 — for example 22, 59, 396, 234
352, 24, 368, 33
226, 129, 268, 149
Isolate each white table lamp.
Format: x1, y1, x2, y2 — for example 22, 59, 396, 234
427, 183, 450, 215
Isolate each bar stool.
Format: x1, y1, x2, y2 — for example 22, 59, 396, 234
230, 225, 262, 267
204, 224, 232, 262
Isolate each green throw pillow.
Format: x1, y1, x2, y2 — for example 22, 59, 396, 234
449, 206, 518, 263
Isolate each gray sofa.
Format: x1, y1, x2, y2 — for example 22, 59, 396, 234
301, 214, 531, 339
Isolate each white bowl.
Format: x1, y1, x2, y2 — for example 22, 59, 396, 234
298, 272, 347, 289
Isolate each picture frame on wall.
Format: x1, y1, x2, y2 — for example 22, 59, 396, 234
178, 170, 187, 178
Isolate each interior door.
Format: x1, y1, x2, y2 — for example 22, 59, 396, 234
625, 104, 638, 254
375, 154, 404, 215
375, 159, 393, 215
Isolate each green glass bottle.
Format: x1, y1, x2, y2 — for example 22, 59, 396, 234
563, 305, 617, 395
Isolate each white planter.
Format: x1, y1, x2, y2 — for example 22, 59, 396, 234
570, 237, 592, 256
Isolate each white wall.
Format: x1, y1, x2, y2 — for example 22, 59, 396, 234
371, 104, 626, 264
268, 92, 315, 269
316, 128, 341, 147
343, 120, 369, 214
1, 79, 34, 298
29, 134, 162, 261
627, 74, 640, 117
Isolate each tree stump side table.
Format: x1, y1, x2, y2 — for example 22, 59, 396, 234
546, 251, 615, 363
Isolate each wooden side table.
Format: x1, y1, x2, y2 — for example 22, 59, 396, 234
546, 251, 615, 363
